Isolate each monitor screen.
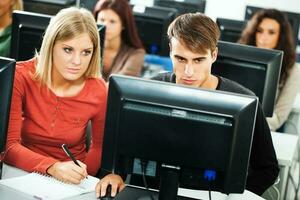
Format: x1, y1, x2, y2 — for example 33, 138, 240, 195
10, 11, 106, 63
132, 5, 177, 56
244, 5, 300, 48
154, 0, 206, 15
216, 18, 247, 43
212, 41, 283, 117
101, 75, 258, 198
0, 57, 15, 155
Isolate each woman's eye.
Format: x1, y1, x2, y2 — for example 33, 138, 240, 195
63, 48, 72, 53
83, 50, 92, 56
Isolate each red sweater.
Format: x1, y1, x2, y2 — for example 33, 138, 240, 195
4, 59, 107, 176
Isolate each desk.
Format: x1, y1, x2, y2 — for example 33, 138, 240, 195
271, 132, 299, 200
0, 164, 264, 200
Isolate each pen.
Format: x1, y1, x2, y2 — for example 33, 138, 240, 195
62, 144, 88, 179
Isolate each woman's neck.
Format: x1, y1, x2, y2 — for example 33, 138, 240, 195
0, 13, 12, 29
105, 37, 122, 52
50, 73, 85, 97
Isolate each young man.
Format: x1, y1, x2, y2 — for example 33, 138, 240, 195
96, 13, 279, 197
151, 12, 279, 196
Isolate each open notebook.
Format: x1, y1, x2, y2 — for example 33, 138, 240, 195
0, 172, 99, 199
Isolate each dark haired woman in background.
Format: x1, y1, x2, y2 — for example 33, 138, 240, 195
94, 0, 145, 81
239, 8, 300, 132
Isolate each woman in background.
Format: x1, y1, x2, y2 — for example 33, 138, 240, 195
239, 8, 300, 132
0, 0, 23, 57
93, 0, 145, 81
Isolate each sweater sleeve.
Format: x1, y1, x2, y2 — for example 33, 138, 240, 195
267, 64, 300, 131
246, 103, 279, 195
84, 81, 108, 176
118, 48, 145, 77
4, 67, 58, 174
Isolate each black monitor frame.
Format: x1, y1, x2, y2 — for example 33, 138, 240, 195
10, 10, 52, 61
101, 75, 258, 198
212, 41, 283, 117
132, 5, 177, 56
154, 0, 206, 15
216, 18, 247, 43
0, 57, 16, 179
245, 5, 300, 48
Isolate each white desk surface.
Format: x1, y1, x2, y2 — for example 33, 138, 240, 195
1, 164, 264, 200
271, 132, 298, 166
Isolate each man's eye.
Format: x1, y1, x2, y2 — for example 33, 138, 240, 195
177, 58, 185, 62
194, 59, 201, 63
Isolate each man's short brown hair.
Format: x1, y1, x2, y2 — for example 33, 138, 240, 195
167, 12, 220, 54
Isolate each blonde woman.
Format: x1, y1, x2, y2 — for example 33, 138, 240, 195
0, 0, 23, 57
4, 7, 122, 187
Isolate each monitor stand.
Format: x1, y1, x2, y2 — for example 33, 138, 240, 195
114, 186, 201, 200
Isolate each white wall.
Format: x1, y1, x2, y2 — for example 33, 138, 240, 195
205, 0, 300, 20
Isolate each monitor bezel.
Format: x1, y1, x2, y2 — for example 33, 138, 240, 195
101, 75, 258, 194
212, 41, 283, 117
10, 10, 52, 61
0, 57, 16, 153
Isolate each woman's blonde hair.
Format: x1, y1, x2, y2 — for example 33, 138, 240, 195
13, 0, 23, 11
34, 7, 101, 86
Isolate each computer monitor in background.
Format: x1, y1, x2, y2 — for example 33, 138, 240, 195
216, 18, 247, 43
10, 11, 106, 63
97, 24, 106, 66
132, 5, 177, 56
244, 5, 300, 48
0, 57, 16, 179
10, 11, 51, 61
212, 41, 283, 117
101, 75, 258, 199
154, 0, 206, 16
23, 0, 76, 15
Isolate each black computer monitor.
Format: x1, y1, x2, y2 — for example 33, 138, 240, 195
10, 11, 106, 63
132, 5, 177, 56
216, 18, 247, 43
212, 41, 283, 117
23, 0, 76, 15
154, 0, 206, 15
101, 75, 258, 199
10, 11, 51, 61
0, 57, 16, 179
244, 5, 300, 48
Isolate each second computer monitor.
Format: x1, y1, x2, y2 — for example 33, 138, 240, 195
10, 11, 51, 61
212, 41, 283, 117
132, 5, 177, 56
216, 18, 247, 43
154, 0, 206, 15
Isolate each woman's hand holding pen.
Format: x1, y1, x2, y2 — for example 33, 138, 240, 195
46, 161, 88, 184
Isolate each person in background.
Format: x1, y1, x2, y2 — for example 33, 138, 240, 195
0, 0, 23, 57
239, 8, 300, 132
4, 7, 123, 190
95, 12, 279, 197
93, 0, 145, 81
